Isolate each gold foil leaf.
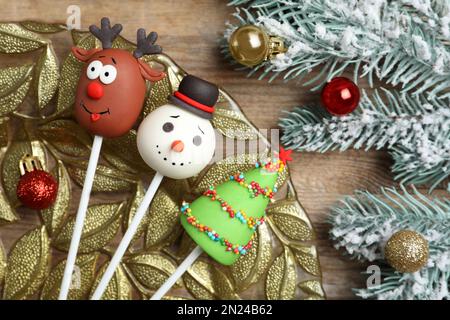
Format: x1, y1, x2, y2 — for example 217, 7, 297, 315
0, 243, 5, 286
103, 152, 138, 175
267, 199, 314, 242
231, 223, 272, 291
33, 45, 59, 110
0, 23, 46, 53
112, 35, 135, 51
0, 187, 18, 223
0, 64, 33, 116
124, 252, 178, 293
54, 202, 125, 253
91, 262, 131, 300
56, 33, 98, 116
212, 106, 257, 140
145, 188, 181, 249
41, 160, 71, 236
40, 253, 99, 300
123, 181, 150, 244
193, 153, 260, 194
290, 244, 322, 277
67, 162, 136, 193
38, 119, 91, 158
265, 247, 296, 300
183, 260, 239, 300
70, 30, 89, 45
143, 74, 172, 116
3, 226, 50, 299
2, 140, 47, 204
20, 21, 66, 34
298, 280, 325, 298
0, 117, 9, 148
103, 130, 149, 172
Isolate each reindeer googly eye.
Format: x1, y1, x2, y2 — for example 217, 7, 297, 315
100, 65, 117, 85
86, 60, 103, 80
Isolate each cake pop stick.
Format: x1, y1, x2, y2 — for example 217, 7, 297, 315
59, 17, 165, 300
150, 149, 292, 300
91, 75, 219, 300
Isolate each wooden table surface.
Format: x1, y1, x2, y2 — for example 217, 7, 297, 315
3, 0, 439, 300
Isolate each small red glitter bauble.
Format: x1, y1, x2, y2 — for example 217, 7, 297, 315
16, 170, 58, 210
321, 77, 360, 116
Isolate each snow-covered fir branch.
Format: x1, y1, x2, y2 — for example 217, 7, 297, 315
222, 0, 450, 98
279, 89, 450, 190
329, 186, 450, 299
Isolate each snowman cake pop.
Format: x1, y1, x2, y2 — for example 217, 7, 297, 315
91, 75, 219, 299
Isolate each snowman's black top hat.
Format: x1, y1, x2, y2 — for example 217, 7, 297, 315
168, 75, 219, 120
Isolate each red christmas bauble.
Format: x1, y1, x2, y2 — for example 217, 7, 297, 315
321, 77, 360, 116
16, 170, 58, 210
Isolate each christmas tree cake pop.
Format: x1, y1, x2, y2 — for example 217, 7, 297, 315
150, 148, 292, 299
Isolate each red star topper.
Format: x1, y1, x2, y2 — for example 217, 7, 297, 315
278, 147, 293, 164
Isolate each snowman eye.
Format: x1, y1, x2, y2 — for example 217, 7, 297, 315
163, 122, 174, 132
86, 60, 102, 80
100, 65, 117, 84
193, 135, 202, 146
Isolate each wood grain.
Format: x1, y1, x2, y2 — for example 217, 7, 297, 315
1, 0, 441, 300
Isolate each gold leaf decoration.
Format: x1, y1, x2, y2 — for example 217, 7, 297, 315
145, 189, 181, 248
267, 199, 314, 242
0, 23, 46, 53
33, 45, 59, 110
20, 21, 66, 34
54, 202, 125, 253
298, 280, 325, 298
103, 152, 138, 175
0, 64, 33, 116
291, 244, 322, 277
265, 247, 297, 300
0, 187, 18, 223
55, 33, 98, 116
212, 106, 258, 140
103, 130, 149, 172
123, 182, 150, 245
91, 262, 131, 300
124, 252, 178, 293
40, 253, 98, 300
0, 117, 9, 148
183, 259, 239, 300
2, 140, 47, 204
0, 244, 5, 286
193, 153, 260, 194
231, 223, 272, 291
40, 160, 71, 236
38, 119, 91, 158
67, 162, 136, 193
3, 226, 50, 299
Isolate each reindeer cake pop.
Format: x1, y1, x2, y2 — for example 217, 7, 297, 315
72, 17, 164, 138
91, 75, 219, 299
59, 17, 165, 300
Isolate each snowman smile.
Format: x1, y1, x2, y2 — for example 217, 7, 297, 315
156, 144, 191, 167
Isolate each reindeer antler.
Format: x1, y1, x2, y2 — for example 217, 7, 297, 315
133, 29, 162, 58
89, 17, 122, 49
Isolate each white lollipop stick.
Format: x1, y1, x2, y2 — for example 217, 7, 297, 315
91, 171, 164, 300
59, 135, 103, 300
150, 246, 203, 300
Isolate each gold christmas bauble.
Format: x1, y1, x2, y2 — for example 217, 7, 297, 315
228, 25, 286, 67
384, 230, 429, 273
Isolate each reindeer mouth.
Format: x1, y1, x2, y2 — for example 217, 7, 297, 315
81, 101, 110, 122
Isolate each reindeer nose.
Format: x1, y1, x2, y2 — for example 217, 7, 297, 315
171, 140, 184, 152
87, 82, 104, 100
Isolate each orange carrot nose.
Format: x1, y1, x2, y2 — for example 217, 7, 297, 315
171, 140, 184, 152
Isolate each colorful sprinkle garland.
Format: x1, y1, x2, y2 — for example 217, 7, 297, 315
180, 157, 286, 256
181, 201, 254, 255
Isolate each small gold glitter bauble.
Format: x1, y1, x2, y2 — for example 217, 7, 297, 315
228, 25, 286, 67
384, 230, 429, 273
